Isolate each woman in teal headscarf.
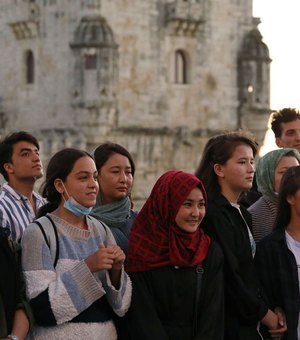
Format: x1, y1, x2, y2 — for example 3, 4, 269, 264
248, 148, 300, 242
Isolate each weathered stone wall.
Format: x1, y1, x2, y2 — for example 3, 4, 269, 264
0, 0, 270, 206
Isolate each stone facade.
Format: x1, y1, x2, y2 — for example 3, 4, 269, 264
0, 0, 271, 205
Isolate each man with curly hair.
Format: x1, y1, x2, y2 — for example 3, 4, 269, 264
271, 107, 300, 152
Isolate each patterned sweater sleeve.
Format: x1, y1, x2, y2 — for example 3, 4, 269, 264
21, 222, 107, 325
92, 218, 132, 317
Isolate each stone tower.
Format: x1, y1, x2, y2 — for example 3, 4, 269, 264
0, 0, 271, 204
238, 17, 271, 143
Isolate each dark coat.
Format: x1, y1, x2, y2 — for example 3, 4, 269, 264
255, 229, 300, 340
0, 228, 29, 337
201, 194, 268, 340
126, 241, 224, 340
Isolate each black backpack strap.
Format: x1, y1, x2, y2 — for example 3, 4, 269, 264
193, 263, 204, 337
45, 215, 59, 268
34, 220, 50, 248
34, 215, 59, 268
87, 215, 108, 245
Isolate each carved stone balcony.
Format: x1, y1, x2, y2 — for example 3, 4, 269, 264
165, 1, 204, 36
8, 2, 40, 40
9, 21, 39, 40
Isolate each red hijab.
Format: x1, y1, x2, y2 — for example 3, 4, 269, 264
126, 170, 211, 272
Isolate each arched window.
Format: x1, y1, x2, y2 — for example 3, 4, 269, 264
175, 49, 188, 84
25, 50, 35, 84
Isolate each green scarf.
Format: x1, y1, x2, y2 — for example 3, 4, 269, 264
91, 196, 131, 229
256, 148, 300, 203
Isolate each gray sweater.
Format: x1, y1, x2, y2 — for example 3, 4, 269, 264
21, 214, 132, 340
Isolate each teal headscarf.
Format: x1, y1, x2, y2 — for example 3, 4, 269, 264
256, 148, 300, 203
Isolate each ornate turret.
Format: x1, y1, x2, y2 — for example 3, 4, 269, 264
71, 16, 117, 49
238, 18, 272, 145
70, 15, 118, 143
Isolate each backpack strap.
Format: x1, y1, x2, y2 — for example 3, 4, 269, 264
34, 215, 107, 268
193, 263, 204, 337
34, 215, 59, 267
87, 215, 108, 245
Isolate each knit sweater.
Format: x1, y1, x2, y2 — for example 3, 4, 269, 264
248, 196, 277, 243
21, 214, 132, 340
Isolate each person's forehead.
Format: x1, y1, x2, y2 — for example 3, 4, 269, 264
281, 119, 300, 131
12, 141, 38, 153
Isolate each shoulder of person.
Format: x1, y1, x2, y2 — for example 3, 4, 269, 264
34, 191, 47, 203
209, 239, 224, 258
87, 215, 108, 231
247, 197, 263, 212
206, 194, 232, 211
203, 239, 224, 268
21, 217, 50, 243
0, 227, 19, 253
87, 215, 116, 243
257, 228, 285, 248
131, 210, 139, 217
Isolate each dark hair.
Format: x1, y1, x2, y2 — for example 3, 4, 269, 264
195, 131, 258, 198
274, 165, 300, 229
271, 108, 300, 138
0, 131, 39, 181
37, 148, 92, 217
93, 142, 135, 176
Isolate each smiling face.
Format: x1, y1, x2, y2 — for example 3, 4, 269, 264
214, 144, 255, 201
175, 187, 206, 233
276, 119, 300, 152
59, 156, 99, 208
5, 141, 43, 182
97, 153, 133, 205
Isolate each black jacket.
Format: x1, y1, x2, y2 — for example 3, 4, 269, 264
201, 194, 268, 340
255, 229, 300, 340
127, 241, 224, 340
0, 227, 31, 337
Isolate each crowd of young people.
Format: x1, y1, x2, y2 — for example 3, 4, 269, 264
1, 107, 300, 340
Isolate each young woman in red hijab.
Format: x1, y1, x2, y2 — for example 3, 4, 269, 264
126, 170, 224, 340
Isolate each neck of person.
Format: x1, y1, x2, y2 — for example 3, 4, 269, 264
220, 186, 241, 205
8, 177, 36, 209
286, 215, 300, 242
98, 193, 114, 205
53, 205, 88, 230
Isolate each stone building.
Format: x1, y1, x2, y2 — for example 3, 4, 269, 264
0, 0, 271, 204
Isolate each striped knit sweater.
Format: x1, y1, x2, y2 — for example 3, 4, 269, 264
21, 214, 132, 340
248, 196, 277, 243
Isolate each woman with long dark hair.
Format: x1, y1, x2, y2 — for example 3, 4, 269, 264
195, 131, 287, 339
255, 165, 300, 339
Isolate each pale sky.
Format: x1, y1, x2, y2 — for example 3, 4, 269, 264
252, 0, 300, 153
